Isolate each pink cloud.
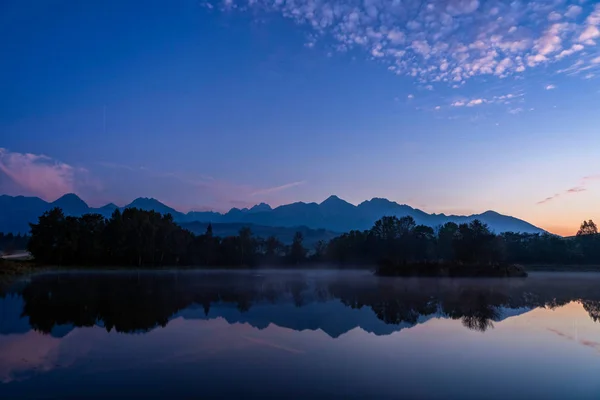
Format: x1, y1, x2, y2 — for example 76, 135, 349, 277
0, 148, 76, 201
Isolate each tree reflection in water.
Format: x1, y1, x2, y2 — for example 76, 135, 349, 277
4, 271, 600, 335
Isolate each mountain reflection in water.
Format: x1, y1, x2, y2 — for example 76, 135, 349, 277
1, 270, 599, 337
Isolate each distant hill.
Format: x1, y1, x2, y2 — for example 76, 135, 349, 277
0, 193, 546, 236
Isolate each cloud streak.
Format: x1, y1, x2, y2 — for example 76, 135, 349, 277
96, 162, 306, 210
212, 1, 600, 86
537, 175, 599, 205
251, 180, 306, 196
547, 327, 600, 353
537, 194, 560, 205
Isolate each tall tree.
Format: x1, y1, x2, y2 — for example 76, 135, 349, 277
28, 207, 67, 265
289, 232, 307, 265
437, 222, 458, 261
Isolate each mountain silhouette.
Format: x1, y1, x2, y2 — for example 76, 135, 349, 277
248, 203, 272, 213
52, 193, 90, 216
99, 203, 118, 212
124, 197, 182, 218
0, 193, 545, 235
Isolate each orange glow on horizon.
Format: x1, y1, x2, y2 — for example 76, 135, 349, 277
539, 224, 576, 237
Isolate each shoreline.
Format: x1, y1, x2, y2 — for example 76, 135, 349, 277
4, 261, 600, 288
5, 261, 600, 273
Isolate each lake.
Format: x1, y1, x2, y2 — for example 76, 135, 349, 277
1, 270, 599, 399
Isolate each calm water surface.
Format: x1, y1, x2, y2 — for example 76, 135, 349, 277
1, 270, 599, 399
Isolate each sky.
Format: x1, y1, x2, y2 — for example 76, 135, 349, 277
1, 0, 599, 235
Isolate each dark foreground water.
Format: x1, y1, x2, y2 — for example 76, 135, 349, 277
1, 270, 599, 399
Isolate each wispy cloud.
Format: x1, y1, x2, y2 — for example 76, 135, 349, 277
583, 174, 600, 182
242, 336, 304, 354
0, 148, 82, 201
565, 5, 583, 19
537, 175, 599, 205
537, 194, 560, 205
213, 1, 600, 86
97, 161, 148, 172
467, 99, 484, 107
449, 92, 524, 108
545, 84, 556, 90
251, 180, 306, 196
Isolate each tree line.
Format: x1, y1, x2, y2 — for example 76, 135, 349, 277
0, 232, 30, 254
27, 207, 310, 267
21, 207, 600, 268
328, 216, 600, 267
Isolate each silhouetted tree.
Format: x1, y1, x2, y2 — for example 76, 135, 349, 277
312, 239, 327, 261
263, 236, 283, 257
437, 222, 458, 261
28, 208, 68, 265
288, 232, 307, 265
577, 220, 598, 236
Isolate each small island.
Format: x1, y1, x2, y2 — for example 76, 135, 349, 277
0, 207, 597, 280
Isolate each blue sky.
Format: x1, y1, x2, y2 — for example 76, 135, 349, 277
1, 0, 600, 235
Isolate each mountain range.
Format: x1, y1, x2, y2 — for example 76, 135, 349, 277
0, 193, 545, 236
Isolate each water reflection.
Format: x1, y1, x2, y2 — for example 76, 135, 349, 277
1, 270, 599, 336
1, 271, 600, 399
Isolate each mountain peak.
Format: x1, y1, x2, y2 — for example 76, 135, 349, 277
359, 197, 396, 208
53, 193, 84, 203
479, 210, 501, 217
51, 193, 89, 215
249, 203, 272, 213
322, 194, 340, 202
52, 193, 87, 207
127, 197, 163, 207
320, 195, 352, 206
125, 198, 180, 216
130, 196, 157, 203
